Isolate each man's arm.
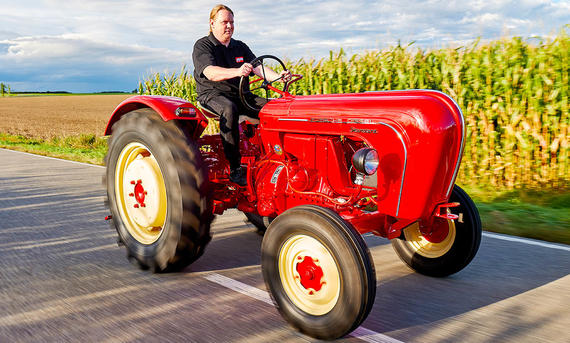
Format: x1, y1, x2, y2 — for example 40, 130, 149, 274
203, 64, 253, 81
252, 64, 292, 83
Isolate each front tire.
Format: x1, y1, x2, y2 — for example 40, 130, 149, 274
391, 185, 481, 277
261, 205, 376, 340
105, 109, 213, 272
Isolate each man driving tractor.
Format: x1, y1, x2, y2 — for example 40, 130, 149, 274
192, 4, 291, 186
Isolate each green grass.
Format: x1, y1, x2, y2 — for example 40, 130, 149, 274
461, 185, 570, 245
0, 133, 107, 165
0, 134, 567, 245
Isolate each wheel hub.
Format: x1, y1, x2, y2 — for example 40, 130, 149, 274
296, 256, 324, 292
133, 180, 146, 207
123, 157, 166, 228
115, 142, 168, 245
279, 234, 340, 315
420, 217, 450, 243
404, 219, 456, 258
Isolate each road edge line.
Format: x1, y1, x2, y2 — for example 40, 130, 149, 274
482, 232, 570, 252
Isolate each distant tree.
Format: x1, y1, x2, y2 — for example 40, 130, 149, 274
0, 83, 12, 96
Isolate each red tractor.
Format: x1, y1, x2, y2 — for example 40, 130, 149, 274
104, 55, 481, 340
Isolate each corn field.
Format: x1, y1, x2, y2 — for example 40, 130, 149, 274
139, 29, 569, 190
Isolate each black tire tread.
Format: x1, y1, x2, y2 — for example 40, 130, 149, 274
301, 205, 376, 334
391, 184, 482, 277
262, 205, 376, 340
105, 109, 212, 272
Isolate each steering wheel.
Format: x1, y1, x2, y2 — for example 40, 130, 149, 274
239, 55, 290, 112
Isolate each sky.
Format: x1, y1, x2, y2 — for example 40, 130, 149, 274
0, 0, 568, 93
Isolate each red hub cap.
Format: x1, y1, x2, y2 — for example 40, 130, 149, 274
420, 217, 449, 243
133, 180, 147, 207
296, 256, 324, 292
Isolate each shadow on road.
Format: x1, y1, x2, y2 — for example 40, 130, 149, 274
189, 214, 264, 273
360, 233, 570, 341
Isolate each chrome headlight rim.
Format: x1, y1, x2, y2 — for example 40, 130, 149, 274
352, 148, 379, 176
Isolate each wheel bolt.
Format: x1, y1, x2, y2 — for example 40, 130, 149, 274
129, 193, 134, 197
130, 180, 136, 185
309, 291, 314, 295
134, 204, 139, 208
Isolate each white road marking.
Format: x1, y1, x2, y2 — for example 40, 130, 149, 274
204, 272, 405, 343
203, 273, 273, 305
0, 148, 105, 168
483, 232, 570, 252
350, 327, 406, 343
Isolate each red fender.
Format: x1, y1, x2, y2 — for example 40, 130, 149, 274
104, 95, 209, 138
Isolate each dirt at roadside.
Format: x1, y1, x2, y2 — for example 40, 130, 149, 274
0, 94, 131, 139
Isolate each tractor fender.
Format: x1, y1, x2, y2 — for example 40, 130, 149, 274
104, 95, 209, 137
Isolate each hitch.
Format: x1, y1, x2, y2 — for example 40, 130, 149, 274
433, 202, 460, 220
417, 202, 461, 239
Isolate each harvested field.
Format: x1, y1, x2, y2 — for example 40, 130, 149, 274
0, 95, 131, 139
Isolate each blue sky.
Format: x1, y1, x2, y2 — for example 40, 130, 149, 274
0, 0, 568, 93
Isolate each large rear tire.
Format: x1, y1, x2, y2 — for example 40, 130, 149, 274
105, 109, 213, 272
261, 205, 376, 340
391, 184, 481, 277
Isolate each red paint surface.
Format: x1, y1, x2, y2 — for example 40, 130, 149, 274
296, 256, 324, 292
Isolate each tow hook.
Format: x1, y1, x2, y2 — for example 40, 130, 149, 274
433, 203, 460, 220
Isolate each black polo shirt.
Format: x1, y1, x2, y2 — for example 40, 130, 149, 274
192, 33, 256, 100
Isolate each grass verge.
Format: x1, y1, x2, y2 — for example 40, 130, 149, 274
1, 133, 568, 245
0, 133, 107, 165
462, 186, 570, 245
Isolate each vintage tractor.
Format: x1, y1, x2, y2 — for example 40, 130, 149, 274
104, 55, 481, 340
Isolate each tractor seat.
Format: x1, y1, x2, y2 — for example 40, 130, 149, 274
197, 102, 260, 125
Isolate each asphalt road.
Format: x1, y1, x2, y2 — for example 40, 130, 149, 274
1, 148, 569, 343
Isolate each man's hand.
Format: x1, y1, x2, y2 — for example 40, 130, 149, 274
238, 63, 253, 77
251, 64, 292, 83
279, 70, 292, 83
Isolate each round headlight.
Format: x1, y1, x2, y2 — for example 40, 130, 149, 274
352, 148, 379, 175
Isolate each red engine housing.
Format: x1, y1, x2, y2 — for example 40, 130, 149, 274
258, 90, 464, 221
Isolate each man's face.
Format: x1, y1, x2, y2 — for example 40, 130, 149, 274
211, 9, 234, 43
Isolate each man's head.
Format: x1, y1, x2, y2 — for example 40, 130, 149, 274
209, 4, 234, 45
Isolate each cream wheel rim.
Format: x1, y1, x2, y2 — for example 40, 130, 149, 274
403, 220, 456, 258
278, 234, 341, 316
115, 142, 167, 245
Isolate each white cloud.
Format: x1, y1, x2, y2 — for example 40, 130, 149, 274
0, 0, 568, 92
1, 35, 186, 67
0, 34, 187, 92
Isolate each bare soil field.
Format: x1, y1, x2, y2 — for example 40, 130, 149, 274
0, 95, 131, 138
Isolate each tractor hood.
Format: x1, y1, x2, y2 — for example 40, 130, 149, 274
258, 90, 465, 220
